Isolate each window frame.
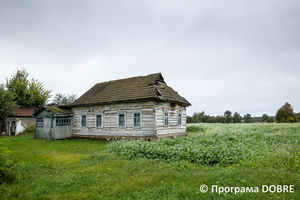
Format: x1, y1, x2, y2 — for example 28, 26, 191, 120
95, 112, 103, 128
36, 117, 44, 127
132, 110, 142, 128
177, 111, 182, 126
81, 113, 87, 128
164, 110, 169, 127
118, 111, 126, 128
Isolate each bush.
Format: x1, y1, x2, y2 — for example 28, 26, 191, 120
0, 140, 19, 184
187, 125, 205, 133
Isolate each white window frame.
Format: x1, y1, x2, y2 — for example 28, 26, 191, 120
81, 113, 87, 127
133, 110, 142, 128
164, 110, 169, 127
95, 112, 103, 128
118, 111, 126, 128
177, 111, 182, 126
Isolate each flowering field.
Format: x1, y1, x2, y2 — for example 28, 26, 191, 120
109, 123, 300, 171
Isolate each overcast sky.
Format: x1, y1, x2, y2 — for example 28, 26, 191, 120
1, 0, 299, 117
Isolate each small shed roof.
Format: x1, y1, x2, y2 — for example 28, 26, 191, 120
68, 73, 191, 107
12, 108, 38, 117
33, 105, 73, 117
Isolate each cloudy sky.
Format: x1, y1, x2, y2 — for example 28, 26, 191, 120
1, 0, 299, 117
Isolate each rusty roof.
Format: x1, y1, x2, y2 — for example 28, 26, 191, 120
69, 73, 191, 107
12, 108, 38, 117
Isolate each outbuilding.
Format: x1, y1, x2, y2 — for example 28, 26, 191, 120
1, 108, 37, 136
33, 106, 73, 140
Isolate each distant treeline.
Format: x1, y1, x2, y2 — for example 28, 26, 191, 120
187, 102, 299, 123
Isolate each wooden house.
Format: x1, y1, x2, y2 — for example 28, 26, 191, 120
34, 73, 191, 140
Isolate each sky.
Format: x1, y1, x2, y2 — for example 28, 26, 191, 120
0, 0, 299, 117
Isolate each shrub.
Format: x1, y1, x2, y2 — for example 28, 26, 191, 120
0, 139, 19, 184
186, 125, 205, 133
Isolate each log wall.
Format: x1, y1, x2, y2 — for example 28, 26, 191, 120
71, 101, 187, 138
72, 101, 156, 137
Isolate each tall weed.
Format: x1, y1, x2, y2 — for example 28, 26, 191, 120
0, 138, 19, 184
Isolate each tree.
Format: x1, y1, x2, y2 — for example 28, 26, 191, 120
244, 113, 252, 123
232, 112, 242, 123
6, 68, 52, 108
215, 115, 226, 123
267, 117, 275, 123
0, 84, 16, 122
276, 102, 297, 123
261, 114, 269, 123
52, 93, 78, 105
276, 109, 288, 123
186, 116, 194, 123
191, 111, 210, 123
224, 110, 232, 123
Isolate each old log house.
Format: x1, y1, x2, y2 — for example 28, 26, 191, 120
34, 73, 191, 140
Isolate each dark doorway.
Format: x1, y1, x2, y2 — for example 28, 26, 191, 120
11, 121, 16, 136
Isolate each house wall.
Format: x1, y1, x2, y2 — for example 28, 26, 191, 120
155, 102, 187, 135
71, 101, 187, 138
35, 127, 43, 138
72, 101, 156, 137
19, 117, 36, 126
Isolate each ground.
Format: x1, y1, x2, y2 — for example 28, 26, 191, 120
0, 123, 299, 199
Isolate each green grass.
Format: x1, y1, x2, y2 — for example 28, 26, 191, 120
0, 123, 299, 199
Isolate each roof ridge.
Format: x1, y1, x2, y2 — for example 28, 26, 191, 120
94, 72, 162, 85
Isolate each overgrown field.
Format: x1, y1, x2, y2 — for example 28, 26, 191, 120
0, 123, 299, 199
110, 124, 300, 171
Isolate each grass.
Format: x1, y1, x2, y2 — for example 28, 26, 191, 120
0, 123, 299, 199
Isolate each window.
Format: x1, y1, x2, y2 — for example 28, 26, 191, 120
96, 113, 102, 128
56, 117, 71, 126
81, 114, 87, 127
177, 112, 182, 126
36, 117, 43, 127
118, 111, 126, 128
133, 111, 141, 127
164, 110, 169, 126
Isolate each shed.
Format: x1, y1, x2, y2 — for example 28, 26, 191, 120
1, 108, 37, 136
33, 106, 73, 140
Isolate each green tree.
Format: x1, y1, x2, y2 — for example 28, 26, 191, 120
224, 110, 232, 123
232, 112, 242, 123
276, 102, 297, 123
6, 68, 52, 108
186, 116, 194, 123
267, 117, 275, 123
244, 113, 252, 123
0, 84, 16, 122
261, 114, 269, 122
276, 109, 288, 123
52, 93, 77, 105
215, 115, 226, 123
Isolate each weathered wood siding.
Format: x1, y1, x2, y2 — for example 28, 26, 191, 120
72, 101, 156, 137
155, 102, 186, 135
54, 126, 72, 139
34, 127, 43, 138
